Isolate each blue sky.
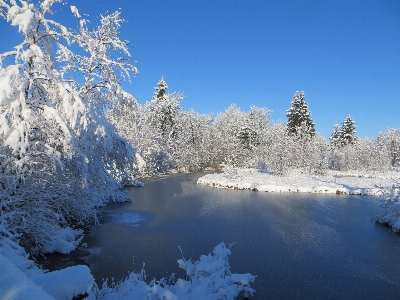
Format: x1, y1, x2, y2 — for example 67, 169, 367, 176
1, 0, 399, 138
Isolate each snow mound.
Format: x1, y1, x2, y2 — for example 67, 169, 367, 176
0, 253, 53, 300
33, 265, 94, 300
0, 253, 93, 300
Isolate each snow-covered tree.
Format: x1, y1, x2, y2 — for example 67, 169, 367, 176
286, 91, 315, 138
57, 7, 138, 193
172, 110, 213, 171
262, 123, 294, 176
0, 0, 137, 254
147, 77, 182, 139
340, 114, 357, 145
329, 123, 342, 147
329, 137, 390, 172
0, 0, 91, 253
377, 129, 400, 167
328, 115, 360, 170
108, 78, 184, 177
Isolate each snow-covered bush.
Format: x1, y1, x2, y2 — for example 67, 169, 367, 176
87, 242, 256, 300
377, 128, 400, 167
329, 138, 391, 173
375, 184, 400, 232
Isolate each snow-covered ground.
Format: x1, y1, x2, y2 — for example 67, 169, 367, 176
0, 252, 94, 300
197, 168, 400, 195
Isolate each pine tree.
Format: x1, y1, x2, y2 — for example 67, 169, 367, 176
341, 114, 357, 145
148, 77, 182, 138
155, 76, 168, 99
286, 91, 315, 138
331, 115, 357, 147
237, 127, 256, 150
330, 123, 342, 147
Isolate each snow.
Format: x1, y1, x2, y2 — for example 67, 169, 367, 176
0, 253, 93, 300
1, 240, 254, 300
375, 185, 400, 232
33, 265, 94, 300
197, 168, 399, 195
85, 242, 255, 300
70, 6, 81, 18
0, 254, 53, 300
40, 227, 84, 254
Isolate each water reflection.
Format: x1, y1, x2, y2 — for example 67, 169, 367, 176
80, 172, 400, 299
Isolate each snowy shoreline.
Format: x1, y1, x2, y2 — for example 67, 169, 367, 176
197, 168, 400, 196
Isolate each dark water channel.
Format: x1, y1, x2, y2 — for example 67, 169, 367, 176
62, 172, 400, 299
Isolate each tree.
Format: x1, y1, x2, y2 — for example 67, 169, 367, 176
0, 0, 93, 253
329, 123, 342, 147
377, 129, 400, 167
147, 77, 182, 139
263, 123, 294, 176
171, 110, 213, 172
0, 0, 137, 254
340, 114, 357, 145
57, 8, 138, 195
286, 91, 315, 138
330, 115, 357, 148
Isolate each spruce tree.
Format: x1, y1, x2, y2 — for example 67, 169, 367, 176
330, 115, 357, 147
155, 76, 168, 99
286, 91, 316, 138
341, 114, 357, 145
330, 123, 342, 147
148, 77, 182, 138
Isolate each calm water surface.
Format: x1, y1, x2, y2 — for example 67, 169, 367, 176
80, 172, 400, 299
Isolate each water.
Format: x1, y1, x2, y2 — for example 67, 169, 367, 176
62, 172, 400, 299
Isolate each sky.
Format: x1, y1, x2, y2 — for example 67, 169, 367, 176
1, 0, 399, 139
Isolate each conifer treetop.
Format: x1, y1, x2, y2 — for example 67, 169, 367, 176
286, 91, 316, 138
154, 76, 168, 100
330, 114, 357, 147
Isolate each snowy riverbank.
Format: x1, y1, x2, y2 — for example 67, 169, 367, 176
197, 168, 400, 195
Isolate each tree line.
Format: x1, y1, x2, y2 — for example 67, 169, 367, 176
110, 83, 400, 178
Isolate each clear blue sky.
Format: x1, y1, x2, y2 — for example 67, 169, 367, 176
1, 0, 399, 138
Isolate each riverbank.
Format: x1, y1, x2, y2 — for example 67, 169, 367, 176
197, 168, 400, 195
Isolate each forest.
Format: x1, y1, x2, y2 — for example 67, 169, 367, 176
0, 1, 399, 299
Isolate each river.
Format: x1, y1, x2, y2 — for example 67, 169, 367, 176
47, 172, 400, 299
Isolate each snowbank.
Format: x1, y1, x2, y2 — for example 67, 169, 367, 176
33, 265, 94, 300
0, 252, 94, 300
0, 254, 53, 300
375, 185, 400, 232
197, 168, 399, 195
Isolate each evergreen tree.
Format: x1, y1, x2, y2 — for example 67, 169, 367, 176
286, 91, 315, 138
237, 127, 256, 150
330, 123, 342, 147
341, 114, 357, 145
155, 76, 168, 99
148, 77, 182, 138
